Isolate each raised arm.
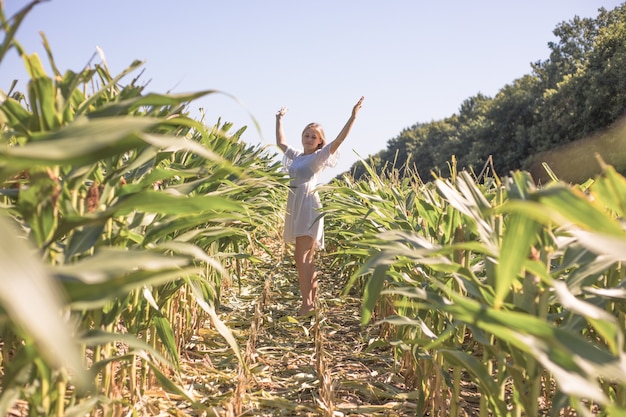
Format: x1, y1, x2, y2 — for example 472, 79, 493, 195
329, 96, 364, 155
275, 106, 288, 153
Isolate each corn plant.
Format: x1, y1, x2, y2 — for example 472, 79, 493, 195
0, 3, 287, 415
329, 156, 626, 416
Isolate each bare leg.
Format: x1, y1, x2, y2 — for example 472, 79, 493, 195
294, 235, 317, 315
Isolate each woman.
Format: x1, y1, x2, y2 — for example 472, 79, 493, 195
275, 96, 364, 316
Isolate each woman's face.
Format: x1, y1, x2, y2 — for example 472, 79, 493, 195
301, 127, 323, 153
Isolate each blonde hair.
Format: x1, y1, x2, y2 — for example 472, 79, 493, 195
302, 123, 326, 150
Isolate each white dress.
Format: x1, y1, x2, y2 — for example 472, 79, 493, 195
282, 144, 338, 249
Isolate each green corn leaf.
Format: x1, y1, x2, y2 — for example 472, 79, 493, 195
54, 247, 190, 284
156, 241, 231, 278
361, 264, 388, 325
152, 313, 180, 369
86, 90, 218, 118
0, 116, 156, 174
187, 277, 243, 366
0, 343, 38, 402
142, 211, 245, 245
589, 164, 626, 218
436, 176, 497, 250
81, 329, 170, 366
25, 54, 59, 131
0, 215, 88, 388
440, 289, 626, 404
440, 349, 508, 416
568, 229, 626, 262
74, 59, 145, 117
532, 185, 623, 236
0, 96, 33, 132
63, 398, 103, 417
0, 1, 40, 61
113, 191, 243, 215
553, 280, 623, 356
53, 247, 200, 309
16, 169, 59, 247
61, 266, 202, 310
143, 356, 201, 407
64, 224, 105, 259
141, 132, 224, 164
39, 32, 61, 77
495, 212, 539, 310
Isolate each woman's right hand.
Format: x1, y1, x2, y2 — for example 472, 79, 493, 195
275, 106, 289, 152
276, 106, 288, 118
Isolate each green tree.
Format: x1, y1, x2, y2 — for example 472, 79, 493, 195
582, 10, 626, 129
467, 76, 540, 174
453, 93, 491, 171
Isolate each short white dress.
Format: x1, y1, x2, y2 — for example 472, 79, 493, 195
282, 144, 338, 249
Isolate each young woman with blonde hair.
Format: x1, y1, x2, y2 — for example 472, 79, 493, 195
275, 96, 364, 316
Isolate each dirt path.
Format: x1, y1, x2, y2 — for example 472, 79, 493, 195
178, 244, 416, 416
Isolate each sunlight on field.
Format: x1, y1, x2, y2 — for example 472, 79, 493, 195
529, 114, 626, 184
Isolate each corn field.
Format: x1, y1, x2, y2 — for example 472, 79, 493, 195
323, 156, 626, 416
2, 3, 626, 416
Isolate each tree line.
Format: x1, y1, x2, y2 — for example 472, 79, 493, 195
346, 4, 626, 183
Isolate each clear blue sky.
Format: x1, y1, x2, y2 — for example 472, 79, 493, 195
1, 1, 622, 183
